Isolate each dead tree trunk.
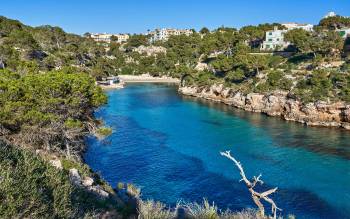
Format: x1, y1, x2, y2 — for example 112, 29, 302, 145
220, 150, 281, 219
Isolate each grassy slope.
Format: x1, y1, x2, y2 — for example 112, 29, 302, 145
0, 142, 121, 218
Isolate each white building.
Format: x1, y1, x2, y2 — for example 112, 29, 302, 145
260, 27, 290, 51
114, 34, 129, 43
89, 33, 111, 42
282, 23, 314, 32
149, 28, 193, 42
88, 33, 130, 44
324, 11, 337, 18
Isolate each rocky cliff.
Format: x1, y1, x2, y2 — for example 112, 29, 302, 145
179, 84, 350, 130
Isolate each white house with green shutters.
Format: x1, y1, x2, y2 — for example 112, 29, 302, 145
260, 27, 290, 51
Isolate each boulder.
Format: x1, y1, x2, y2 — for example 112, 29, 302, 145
0, 59, 5, 69
89, 185, 109, 199
194, 62, 208, 71
49, 159, 62, 170
69, 168, 81, 186
231, 92, 246, 107
82, 177, 94, 187
245, 93, 264, 112
210, 84, 224, 96
133, 45, 166, 56
178, 86, 198, 96
221, 88, 231, 99
263, 94, 286, 116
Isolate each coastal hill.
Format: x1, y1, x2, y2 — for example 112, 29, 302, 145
0, 13, 349, 218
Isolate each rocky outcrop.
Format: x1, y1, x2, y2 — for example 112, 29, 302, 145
194, 62, 209, 71
133, 45, 166, 56
69, 168, 109, 199
179, 85, 350, 130
49, 159, 63, 170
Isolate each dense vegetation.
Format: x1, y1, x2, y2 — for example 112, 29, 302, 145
0, 16, 116, 78
2, 15, 349, 105
104, 16, 350, 104
0, 142, 119, 218
0, 16, 119, 218
0, 69, 107, 156
319, 15, 350, 30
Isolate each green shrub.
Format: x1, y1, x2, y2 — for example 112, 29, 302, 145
64, 118, 83, 129
138, 200, 175, 219
0, 143, 117, 218
225, 69, 245, 83
268, 55, 285, 68
0, 69, 107, 154
97, 127, 113, 137
185, 199, 219, 219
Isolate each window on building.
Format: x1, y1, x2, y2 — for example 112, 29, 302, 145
339, 31, 345, 37
268, 39, 273, 42
269, 32, 272, 35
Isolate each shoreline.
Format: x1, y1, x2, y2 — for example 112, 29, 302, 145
97, 75, 180, 90
118, 74, 180, 83
179, 85, 350, 130
99, 83, 125, 90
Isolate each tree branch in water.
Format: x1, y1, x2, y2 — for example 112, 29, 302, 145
220, 150, 281, 219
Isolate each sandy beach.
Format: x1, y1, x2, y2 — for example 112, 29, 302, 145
118, 74, 180, 83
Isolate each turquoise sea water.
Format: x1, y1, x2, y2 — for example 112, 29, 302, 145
85, 83, 350, 219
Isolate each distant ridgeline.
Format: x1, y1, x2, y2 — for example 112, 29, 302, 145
1, 15, 350, 104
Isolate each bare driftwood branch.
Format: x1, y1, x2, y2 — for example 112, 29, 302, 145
220, 150, 281, 219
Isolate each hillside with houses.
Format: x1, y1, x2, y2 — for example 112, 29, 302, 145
79, 12, 350, 129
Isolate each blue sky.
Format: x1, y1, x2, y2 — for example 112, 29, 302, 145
0, 0, 349, 35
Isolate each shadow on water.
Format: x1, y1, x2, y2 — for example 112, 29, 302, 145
85, 84, 350, 219
201, 119, 224, 127
181, 95, 350, 160
121, 83, 180, 109
162, 149, 343, 218
85, 113, 347, 219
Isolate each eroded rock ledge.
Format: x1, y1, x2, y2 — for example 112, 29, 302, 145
179, 84, 350, 130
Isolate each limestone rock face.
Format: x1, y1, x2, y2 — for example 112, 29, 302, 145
211, 84, 224, 95
231, 92, 246, 107
178, 86, 198, 96
133, 45, 166, 56
343, 107, 350, 122
69, 168, 82, 186
89, 185, 109, 198
49, 159, 62, 170
178, 84, 350, 130
263, 93, 287, 116
82, 177, 94, 187
245, 93, 264, 112
69, 168, 110, 199
194, 62, 209, 71
221, 88, 231, 99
